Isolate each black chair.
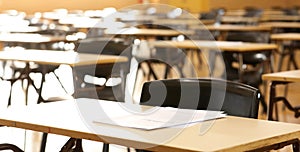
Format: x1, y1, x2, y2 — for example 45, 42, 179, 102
140, 78, 300, 151
243, 7, 263, 18
133, 78, 259, 152
74, 37, 132, 101
39, 38, 132, 152
222, 30, 271, 113
134, 40, 186, 81
199, 8, 225, 24
140, 78, 259, 118
275, 8, 300, 71
151, 46, 186, 79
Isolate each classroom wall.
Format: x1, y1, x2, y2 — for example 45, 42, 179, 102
157, 0, 300, 13
209, 0, 299, 10
0, 0, 138, 14
159, 0, 210, 13
0, 0, 300, 14
286, 0, 300, 7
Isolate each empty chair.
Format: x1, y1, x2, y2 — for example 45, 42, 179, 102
243, 7, 263, 18
199, 8, 225, 25
151, 46, 186, 78
74, 37, 132, 101
140, 78, 260, 118
223, 30, 271, 113
283, 8, 299, 16
133, 40, 186, 81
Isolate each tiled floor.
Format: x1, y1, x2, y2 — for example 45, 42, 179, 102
0, 51, 300, 151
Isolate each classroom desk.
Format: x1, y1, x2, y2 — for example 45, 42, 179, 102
0, 33, 67, 43
0, 33, 78, 52
195, 24, 271, 32
151, 19, 212, 26
0, 33, 71, 50
0, 26, 43, 33
221, 16, 260, 24
118, 15, 158, 25
271, 33, 300, 71
192, 24, 272, 41
58, 17, 101, 26
271, 33, 300, 41
104, 28, 194, 38
0, 49, 128, 103
262, 70, 300, 121
151, 40, 277, 51
0, 49, 127, 66
260, 22, 300, 29
224, 10, 284, 17
150, 40, 277, 78
260, 15, 300, 22
0, 98, 300, 151
72, 21, 127, 29
224, 10, 246, 16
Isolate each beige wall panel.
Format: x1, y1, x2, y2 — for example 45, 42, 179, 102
0, 0, 138, 14
209, 0, 288, 10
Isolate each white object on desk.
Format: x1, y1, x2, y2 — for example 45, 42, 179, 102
93, 101, 225, 130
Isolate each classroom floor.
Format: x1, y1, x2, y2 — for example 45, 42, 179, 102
0, 51, 299, 151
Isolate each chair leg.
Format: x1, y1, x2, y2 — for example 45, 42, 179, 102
7, 81, 14, 107
277, 53, 285, 71
145, 61, 158, 80
60, 138, 83, 152
53, 72, 68, 94
0, 144, 23, 152
292, 140, 300, 152
164, 66, 170, 79
40, 133, 48, 152
102, 143, 109, 152
290, 47, 299, 70
259, 94, 268, 114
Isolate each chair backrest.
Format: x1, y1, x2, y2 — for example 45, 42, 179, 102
76, 37, 132, 77
223, 30, 272, 86
76, 37, 130, 55
74, 37, 132, 101
140, 78, 259, 118
153, 47, 186, 66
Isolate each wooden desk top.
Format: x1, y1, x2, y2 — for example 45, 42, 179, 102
152, 19, 207, 25
224, 10, 284, 16
1, 98, 300, 151
224, 10, 246, 16
73, 21, 127, 29
104, 28, 194, 37
260, 15, 300, 22
260, 22, 300, 29
262, 70, 300, 82
271, 33, 300, 41
0, 33, 69, 43
150, 40, 278, 52
0, 26, 42, 33
221, 16, 260, 24
0, 49, 128, 66
58, 17, 101, 26
205, 24, 271, 32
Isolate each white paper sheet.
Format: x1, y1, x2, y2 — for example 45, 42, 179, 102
93, 105, 226, 130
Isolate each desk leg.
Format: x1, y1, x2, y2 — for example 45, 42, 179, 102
238, 53, 244, 82
268, 82, 276, 120
289, 46, 299, 70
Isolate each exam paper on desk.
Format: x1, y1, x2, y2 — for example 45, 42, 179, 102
93, 104, 226, 130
